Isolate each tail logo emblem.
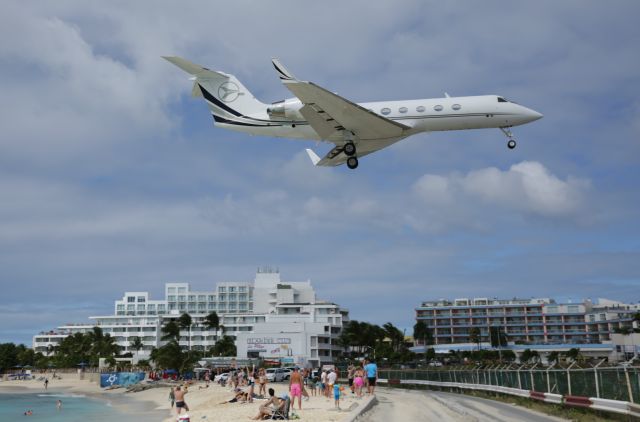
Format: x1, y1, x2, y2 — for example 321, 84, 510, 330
218, 82, 243, 103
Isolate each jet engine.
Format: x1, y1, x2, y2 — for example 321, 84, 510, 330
267, 98, 304, 120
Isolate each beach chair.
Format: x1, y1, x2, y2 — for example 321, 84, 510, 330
270, 396, 290, 420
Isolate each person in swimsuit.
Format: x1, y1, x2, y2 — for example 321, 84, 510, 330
174, 386, 189, 415
354, 368, 364, 398
289, 367, 303, 410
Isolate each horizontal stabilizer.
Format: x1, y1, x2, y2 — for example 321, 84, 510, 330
305, 149, 321, 166
272, 58, 297, 81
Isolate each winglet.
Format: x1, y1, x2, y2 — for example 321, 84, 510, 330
305, 149, 321, 166
272, 58, 297, 81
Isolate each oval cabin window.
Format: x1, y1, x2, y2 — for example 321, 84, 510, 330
434, 105, 443, 112
416, 106, 426, 112
381, 107, 391, 115
452, 104, 461, 110
399, 107, 408, 113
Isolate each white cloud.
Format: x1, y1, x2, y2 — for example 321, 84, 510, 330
414, 161, 590, 219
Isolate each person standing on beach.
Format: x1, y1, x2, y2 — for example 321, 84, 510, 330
44, 378, 49, 390
169, 388, 175, 409
289, 367, 303, 410
364, 359, 378, 395
347, 364, 355, 393
174, 386, 189, 415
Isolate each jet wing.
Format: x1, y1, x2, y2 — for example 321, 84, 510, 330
273, 59, 409, 141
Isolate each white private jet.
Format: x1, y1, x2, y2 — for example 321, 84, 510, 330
164, 57, 542, 169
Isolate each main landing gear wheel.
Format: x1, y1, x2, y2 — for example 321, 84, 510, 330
343, 142, 356, 156
347, 156, 359, 169
507, 139, 517, 149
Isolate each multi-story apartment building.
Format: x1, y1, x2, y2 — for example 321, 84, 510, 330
415, 297, 638, 346
33, 269, 348, 366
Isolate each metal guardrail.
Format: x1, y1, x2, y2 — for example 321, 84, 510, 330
378, 367, 640, 416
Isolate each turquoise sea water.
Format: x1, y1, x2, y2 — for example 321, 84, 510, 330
0, 391, 163, 421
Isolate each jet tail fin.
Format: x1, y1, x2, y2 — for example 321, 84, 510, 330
164, 56, 267, 117
305, 149, 321, 166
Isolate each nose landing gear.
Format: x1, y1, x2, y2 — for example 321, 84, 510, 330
500, 127, 517, 150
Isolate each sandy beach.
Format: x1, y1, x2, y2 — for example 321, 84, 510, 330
0, 374, 368, 421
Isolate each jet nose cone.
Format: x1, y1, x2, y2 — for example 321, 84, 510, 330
528, 108, 543, 122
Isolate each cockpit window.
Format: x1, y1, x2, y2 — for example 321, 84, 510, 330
497, 97, 508, 103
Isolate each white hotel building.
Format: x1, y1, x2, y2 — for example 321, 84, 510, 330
33, 269, 348, 367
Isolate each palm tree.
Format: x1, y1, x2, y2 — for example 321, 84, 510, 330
129, 336, 144, 362
161, 320, 181, 342
203, 311, 220, 349
382, 322, 404, 352
565, 347, 581, 362
469, 327, 481, 351
178, 313, 193, 351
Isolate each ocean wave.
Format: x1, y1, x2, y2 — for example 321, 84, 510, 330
37, 393, 86, 398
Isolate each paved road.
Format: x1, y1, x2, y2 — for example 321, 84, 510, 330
359, 387, 567, 422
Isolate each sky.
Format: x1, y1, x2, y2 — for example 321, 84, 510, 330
1, 1, 640, 345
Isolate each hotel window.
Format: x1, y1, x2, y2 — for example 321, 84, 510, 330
137, 296, 145, 302
568, 305, 579, 313
168, 295, 176, 301
168, 287, 176, 294
178, 287, 186, 293
219, 287, 226, 292
198, 295, 206, 301
208, 295, 215, 301
137, 305, 145, 311
178, 295, 186, 302
117, 304, 125, 311
208, 303, 216, 310
178, 303, 186, 311
188, 295, 196, 302
219, 294, 226, 301
229, 287, 236, 293
239, 294, 247, 301
239, 286, 246, 292
127, 296, 135, 303
127, 304, 135, 310
228, 294, 237, 301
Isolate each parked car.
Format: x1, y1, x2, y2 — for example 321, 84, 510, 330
266, 368, 289, 382
214, 372, 229, 382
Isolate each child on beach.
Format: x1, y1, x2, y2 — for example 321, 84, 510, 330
333, 383, 341, 409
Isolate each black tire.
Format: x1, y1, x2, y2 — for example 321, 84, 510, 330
344, 142, 356, 156
507, 139, 516, 149
347, 156, 359, 169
